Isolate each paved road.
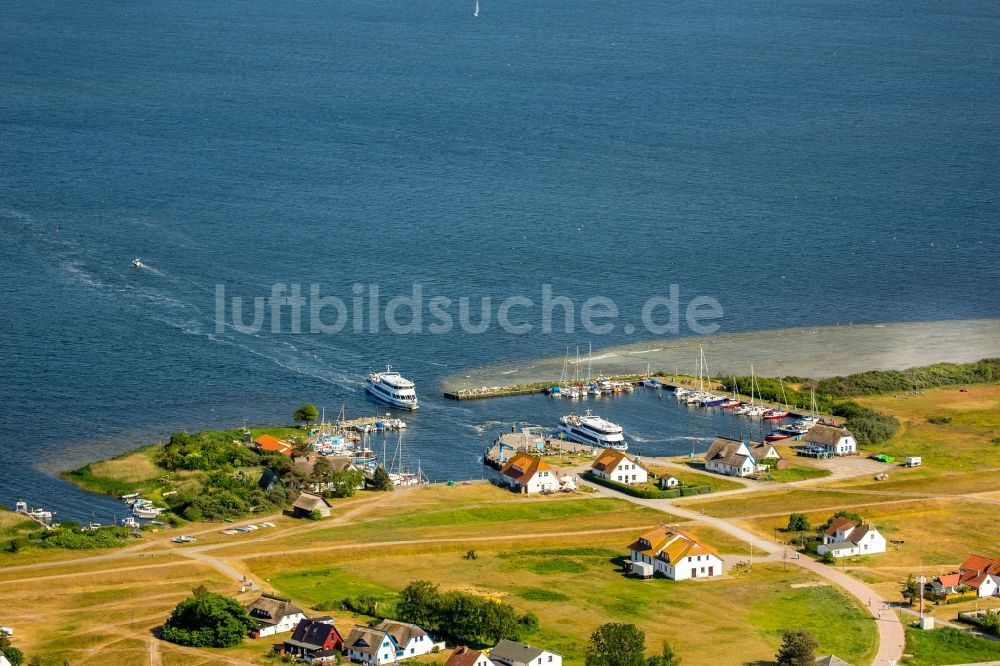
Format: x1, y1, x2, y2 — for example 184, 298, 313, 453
580, 479, 906, 666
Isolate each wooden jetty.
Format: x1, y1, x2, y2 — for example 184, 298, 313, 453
14, 500, 54, 530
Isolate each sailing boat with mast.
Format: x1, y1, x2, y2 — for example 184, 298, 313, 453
473, 0, 479, 17
763, 378, 790, 420
698, 347, 727, 406
388, 430, 426, 487
735, 364, 768, 417
719, 375, 741, 408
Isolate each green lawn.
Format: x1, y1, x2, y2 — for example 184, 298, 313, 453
260, 543, 877, 666
677, 490, 870, 518
272, 497, 674, 549
901, 626, 1000, 665
767, 465, 832, 483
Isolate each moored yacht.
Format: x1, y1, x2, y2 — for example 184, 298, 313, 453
558, 410, 627, 450
365, 365, 419, 410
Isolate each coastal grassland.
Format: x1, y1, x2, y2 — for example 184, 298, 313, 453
741, 499, 1000, 568
738, 498, 1000, 610
901, 626, 1000, 665
0, 558, 238, 666
0, 507, 37, 539
259, 542, 876, 666
675, 489, 881, 518
60, 445, 167, 497
766, 464, 832, 483
210, 495, 676, 557
848, 384, 1000, 473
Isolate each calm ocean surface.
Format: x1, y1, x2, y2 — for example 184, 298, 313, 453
2, 0, 999, 521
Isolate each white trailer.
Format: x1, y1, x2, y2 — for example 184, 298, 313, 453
905, 456, 922, 467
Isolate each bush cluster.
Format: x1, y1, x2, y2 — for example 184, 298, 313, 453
36, 524, 135, 550
167, 470, 296, 522
156, 430, 257, 471
161, 588, 257, 648
830, 401, 900, 444
817, 358, 999, 397
395, 580, 532, 645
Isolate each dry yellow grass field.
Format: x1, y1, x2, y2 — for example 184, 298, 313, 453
0, 482, 877, 665
87, 451, 164, 484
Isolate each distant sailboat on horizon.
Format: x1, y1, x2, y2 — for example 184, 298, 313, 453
473, 0, 479, 17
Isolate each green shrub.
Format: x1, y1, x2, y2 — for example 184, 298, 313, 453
156, 430, 257, 472
817, 359, 1000, 397
944, 592, 981, 605
927, 416, 952, 425
831, 401, 899, 444
161, 589, 256, 648
36, 525, 135, 550
0, 646, 24, 666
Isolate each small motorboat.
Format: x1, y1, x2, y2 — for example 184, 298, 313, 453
132, 258, 144, 269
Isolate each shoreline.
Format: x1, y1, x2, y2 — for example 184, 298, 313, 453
442, 318, 1000, 393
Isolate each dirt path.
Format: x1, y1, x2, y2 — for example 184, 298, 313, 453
579, 478, 905, 666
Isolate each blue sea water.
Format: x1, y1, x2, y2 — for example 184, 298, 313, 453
2, 0, 999, 521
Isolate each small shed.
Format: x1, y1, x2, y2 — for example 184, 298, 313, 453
659, 475, 681, 490
291, 492, 331, 518
631, 561, 654, 580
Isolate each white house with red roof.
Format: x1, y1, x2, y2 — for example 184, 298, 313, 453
255, 434, 294, 457
445, 646, 497, 666
817, 518, 886, 558
500, 453, 575, 494
957, 554, 1000, 598
628, 525, 724, 580
590, 449, 648, 485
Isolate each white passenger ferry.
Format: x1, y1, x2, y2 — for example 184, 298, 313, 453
365, 365, 419, 410
558, 410, 627, 450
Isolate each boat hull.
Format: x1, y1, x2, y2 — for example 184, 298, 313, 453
365, 383, 418, 410
557, 424, 627, 451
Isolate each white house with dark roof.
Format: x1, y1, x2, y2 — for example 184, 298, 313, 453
805, 425, 857, 456
817, 518, 886, 558
490, 639, 562, 666
345, 620, 436, 664
590, 448, 648, 485
246, 593, 307, 638
703, 436, 781, 477
346, 625, 397, 665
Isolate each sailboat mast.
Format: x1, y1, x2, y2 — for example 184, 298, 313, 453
587, 342, 592, 383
